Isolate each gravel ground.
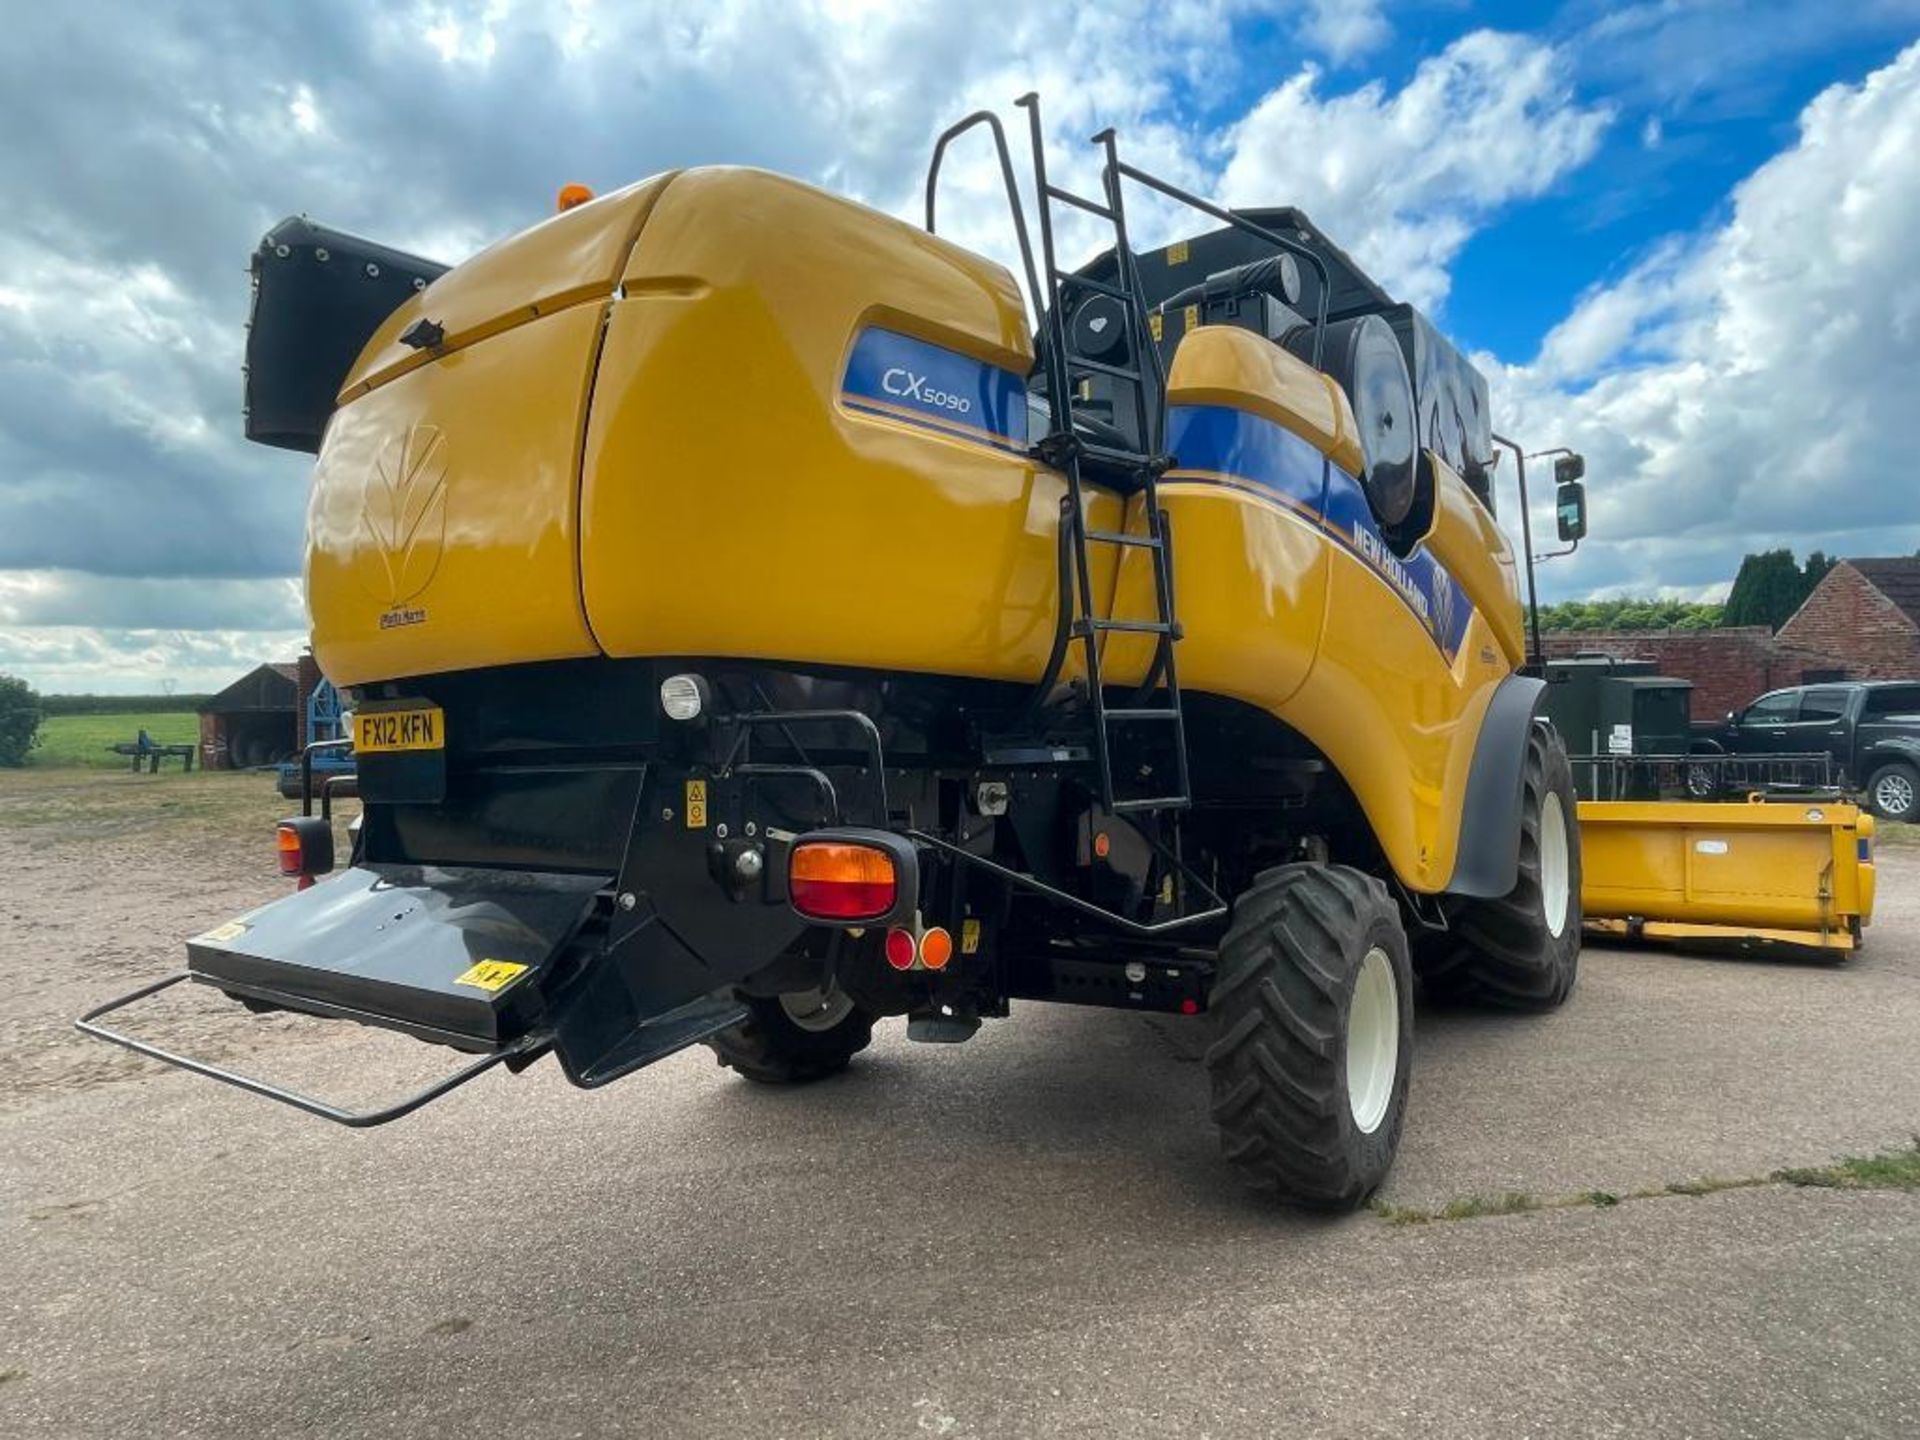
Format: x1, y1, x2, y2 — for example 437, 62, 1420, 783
3, 772, 1917, 1438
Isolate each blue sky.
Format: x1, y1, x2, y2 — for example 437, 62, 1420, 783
1, 1, 1918, 691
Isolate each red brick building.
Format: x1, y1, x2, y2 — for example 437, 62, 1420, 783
1542, 557, 1920, 720
1776, 558, 1920, 679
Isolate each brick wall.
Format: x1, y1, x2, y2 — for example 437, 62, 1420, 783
1541, 627, 1831, 721
1777, 562, 1920, 679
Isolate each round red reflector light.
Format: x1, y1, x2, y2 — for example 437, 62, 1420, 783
1179, 998, 1199, 1016
884, 927, 917, 970
1093, 831, 1111, 859
920, 927, 953, 971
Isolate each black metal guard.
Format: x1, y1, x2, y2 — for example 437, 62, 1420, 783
299, 736, 355, 818
715, 708, 889, 824
1571, 751, 1840, 803
75, 973, 536, 1128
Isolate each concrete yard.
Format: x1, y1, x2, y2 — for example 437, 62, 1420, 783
2, 773, 1917, 1438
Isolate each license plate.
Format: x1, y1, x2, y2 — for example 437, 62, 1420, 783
355, 705, 444, 753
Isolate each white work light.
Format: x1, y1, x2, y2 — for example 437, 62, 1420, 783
659, 673, 709, 722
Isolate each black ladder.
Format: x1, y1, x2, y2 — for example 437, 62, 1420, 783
1015, 93, 1192, 816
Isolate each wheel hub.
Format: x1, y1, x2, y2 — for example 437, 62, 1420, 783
1540, 789, 1571, 940
1345, 946, 1400, 1135
777, 986, 856, 1034
1877, 771, 1914, 817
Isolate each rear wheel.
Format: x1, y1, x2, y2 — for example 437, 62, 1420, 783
1867, 762, 1918, 823
1419, 723, 1582, 1010
706, 984, 875, 1084
1205, 863, 1414, 1210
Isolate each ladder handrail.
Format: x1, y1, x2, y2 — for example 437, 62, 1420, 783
923, 109, 1045, 330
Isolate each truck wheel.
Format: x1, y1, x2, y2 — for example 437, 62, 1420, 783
705, 985, 875, 1084
1420, 723, 1581, 1011
1205, 864, 1413, 1210
1867, 762, 1918, 822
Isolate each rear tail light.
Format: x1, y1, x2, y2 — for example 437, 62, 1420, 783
276, 817, 335, 889
789, 841, 897, 921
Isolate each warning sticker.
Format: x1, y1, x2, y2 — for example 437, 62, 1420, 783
454, 959, 531, 993
1148, 312, 1164, 342
197, 920, 249, 944
1182, 303, 1199, 333
685, 778, 708, 829
961, 918, 982, 955
1165, 240, 1189, 265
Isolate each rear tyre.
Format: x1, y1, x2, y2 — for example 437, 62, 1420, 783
1420, 723, 1582, 1011
1867, 762, 1918, 823
706, 985, 875, 1085
1205, 863, 1414, 1210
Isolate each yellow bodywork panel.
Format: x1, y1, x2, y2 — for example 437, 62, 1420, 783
579, 168, 1118, 684
308, 303, 605, 685
1163, 326, 1365, 476
1579, 799, 1875, 942
340, 174, 678, 403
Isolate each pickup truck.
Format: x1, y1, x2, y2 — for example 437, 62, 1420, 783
1691, 680, 1920, 820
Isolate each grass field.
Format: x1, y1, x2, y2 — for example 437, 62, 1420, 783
25, 712, 201, 770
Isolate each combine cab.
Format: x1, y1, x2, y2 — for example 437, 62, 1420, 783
80, 99, 1582, 1208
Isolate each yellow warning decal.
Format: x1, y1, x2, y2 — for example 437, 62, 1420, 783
197, 920, 249, 944
454, 959, 530, 993
961, 918, 982, 955
1148, 312, 1164, 342
1166, 240, 1189, 265
685, 778, 708, 829
1182, 303, 1199, 333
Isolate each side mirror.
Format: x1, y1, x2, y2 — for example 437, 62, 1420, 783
1727, 709, 1741, 725
1553, 453, 1586, 484
1555, 478, 1587, 542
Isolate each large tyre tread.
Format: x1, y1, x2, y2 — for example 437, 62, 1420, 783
1205, 863, 1413, 1210
1419, 724, 1581, 1013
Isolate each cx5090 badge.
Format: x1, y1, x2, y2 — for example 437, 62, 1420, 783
881, 367, 973, 415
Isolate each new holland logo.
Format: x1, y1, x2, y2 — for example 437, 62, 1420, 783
360, 422, 448, 628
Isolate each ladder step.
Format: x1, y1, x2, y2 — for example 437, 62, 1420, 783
1110, 796, 1193, 814
1075, 441, 1154, 471
1084, 529, 1160, 549
1086, 618, 1174, 635
1102, 708, 1181, 721
1069, 355, 1144, 383
1054, 271, 1131, 302
1045, 185, 1116, 221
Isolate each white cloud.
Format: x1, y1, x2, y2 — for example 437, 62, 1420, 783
1301, 0, 1390, 64
1218, 31, 1612, 311
1495, 40, 1920, 599
0, 626, 309, 695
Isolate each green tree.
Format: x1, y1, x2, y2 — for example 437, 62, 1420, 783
1721, 548, 1840, 630
0, 673, 42, 767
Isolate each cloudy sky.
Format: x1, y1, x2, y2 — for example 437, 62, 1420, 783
2, 0, 1918, 692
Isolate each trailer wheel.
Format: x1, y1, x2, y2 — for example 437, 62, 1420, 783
1205, 864, 1413, 1209
1866, 762, 1918, 823
1420, 723, 1582, 1011
705, 985, 875, 1085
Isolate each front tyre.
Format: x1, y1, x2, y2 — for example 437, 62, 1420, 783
706, 985, 875, 1084
1420, 722, 1582, 1011
1205, 864, 1414, 1210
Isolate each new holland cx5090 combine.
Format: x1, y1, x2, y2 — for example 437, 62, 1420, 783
80, 99, 1582, 1209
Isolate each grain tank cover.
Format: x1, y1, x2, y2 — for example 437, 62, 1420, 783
1123, 207, 1495, 500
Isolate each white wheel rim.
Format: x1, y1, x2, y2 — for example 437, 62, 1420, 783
1877, 773, 1914, 815
778, 986, 855, 1033
1540, 789, 1571, 940
1346, 946, 1400, 1135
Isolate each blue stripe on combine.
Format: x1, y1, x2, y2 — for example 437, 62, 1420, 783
1166, 403, 1476, 661
840, 328, 1028, 452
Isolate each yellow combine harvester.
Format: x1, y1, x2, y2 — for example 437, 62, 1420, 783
79, 99, 1589, 1209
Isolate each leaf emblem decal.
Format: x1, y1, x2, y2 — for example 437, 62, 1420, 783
359, 423, 448, 609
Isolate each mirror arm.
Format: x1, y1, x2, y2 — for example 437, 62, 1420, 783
1492, 433, 1543, 671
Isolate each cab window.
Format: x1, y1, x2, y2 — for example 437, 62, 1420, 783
1741, 692, 1799, 725
1863, 685, 1920, 719
1798, 688, 1849, 721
